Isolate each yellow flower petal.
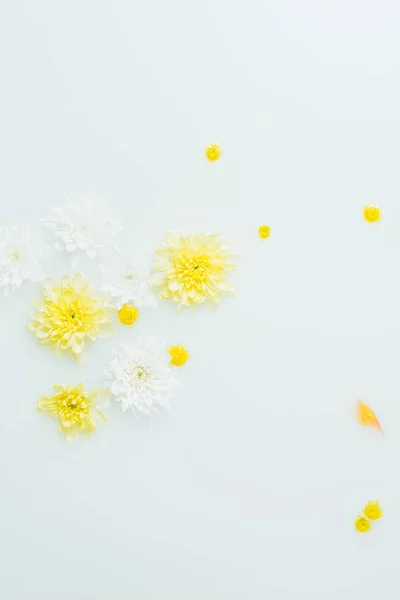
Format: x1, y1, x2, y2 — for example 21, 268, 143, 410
357, 401, 383, 433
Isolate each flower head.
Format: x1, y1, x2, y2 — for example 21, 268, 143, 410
364, 501, 382, 520
363, 205, 381, 223
37, 383, 106, 442
355, 516, 371, 533
169, 345, 189, 366
100, 249, 156, 309
42, 191, 121, 259
153, 232, 236, 308
29, 274, 112, 357
0, 226, 44, 295
258, 224, 271, 239
118, 304, 139, 326
105, 337, 181, 415
205, 143, 221, 162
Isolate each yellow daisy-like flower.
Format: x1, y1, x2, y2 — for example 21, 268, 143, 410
205, 143, 222, 162
118, 304, 139, 326
355, 516, 371, 533
29, 273, 111, 357
169, 345, 189, 366
37, 383, 106, 442
364, 501, 382, 521
153, 232, 236, 308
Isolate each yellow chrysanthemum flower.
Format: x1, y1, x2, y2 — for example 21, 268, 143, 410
118, 304, 139, 326
29, 273, 112, 357
363, 205, 381, 222
258, 224, 271, 239
205, 143, 221, 162
355, 516, 371, 533
169, 345, 189, 366
37, 383, 107, 442
153, 232, 236, 308
364, 501, 382, 521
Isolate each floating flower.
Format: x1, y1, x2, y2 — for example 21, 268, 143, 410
205, 143, 221, 162
357, 401, 383, 433
0, 226, 44, 295
153, 232, 236, 308
100, 249, 156, 309
37, 383, 106, 442
364, 501, 382, 521
118, 304, 139, 326
169, 345, 189, 366
29, 273, 112, 357
363, 205, 381, 223
105, 337, 181, 415
258, 224, 271, 239
355, 516, 371, 533
42, 190, 121, 259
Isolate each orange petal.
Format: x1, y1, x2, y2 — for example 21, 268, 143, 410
357, 401, 383, 433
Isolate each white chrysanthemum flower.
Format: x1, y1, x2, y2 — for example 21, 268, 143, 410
105, 338, 181, 415
100, 249, 156, 309
0, 226, 45, 295
42, 191, 122, 259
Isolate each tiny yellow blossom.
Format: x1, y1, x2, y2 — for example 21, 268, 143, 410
355, 516, 371, 533
37, 383, 107, 442
363, 501, 382, 521
153, 232, 236, 308
169, 345, 189, 366
258, 224, 271, 239
118, 304, 139, 326
205, 143, 221, 162
29, 274, 111, 357
363, 205, 381, 222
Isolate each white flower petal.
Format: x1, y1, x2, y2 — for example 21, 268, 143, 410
42, 191, 122, 259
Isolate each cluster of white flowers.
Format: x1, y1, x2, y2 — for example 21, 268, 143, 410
6, 190, 183, 424
42, 191, 121, 259
1, 190, 155, 310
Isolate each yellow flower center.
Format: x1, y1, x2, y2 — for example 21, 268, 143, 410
205, 143, 221, 162
355, 516, 371, 533
118, 304, 139, 326
62, 301, 86, 329
258, 224, 271, 239
123, 269, 135, 281
9, 249, 21, 261
363, 205, 381, 222
60, 390, 90, 425
169, 345, 189, 366
363, 502, 382, 520
174, 253, 212, 289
